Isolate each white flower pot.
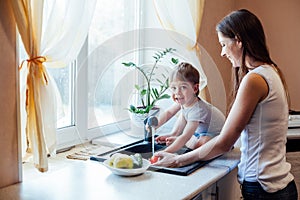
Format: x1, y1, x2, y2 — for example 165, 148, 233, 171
128, 107, 160, 138
129, 113, 148, 138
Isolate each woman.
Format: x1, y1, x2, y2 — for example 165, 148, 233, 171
153, 9, 298, 200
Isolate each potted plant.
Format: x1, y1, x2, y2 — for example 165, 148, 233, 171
122, 47, 177, 114
122, 48, 178, 136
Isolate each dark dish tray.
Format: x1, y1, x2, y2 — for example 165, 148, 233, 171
147, 160, 211, 176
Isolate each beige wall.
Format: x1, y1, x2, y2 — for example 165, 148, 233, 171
199, 0, 235, 113
0, 0, 20, 188
236, 0, 300, 111
199, 0, 300, 111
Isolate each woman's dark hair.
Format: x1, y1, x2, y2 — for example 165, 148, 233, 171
216, 9, 290, 110
170, 62, 200, 96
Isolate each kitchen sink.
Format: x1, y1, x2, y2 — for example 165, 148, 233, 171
90, 139, 211, 176
116, 142, 166, 158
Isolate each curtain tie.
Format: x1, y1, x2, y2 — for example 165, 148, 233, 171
19, 56, 47, 69
26, 56, 47, 66
19, 56, 48, 85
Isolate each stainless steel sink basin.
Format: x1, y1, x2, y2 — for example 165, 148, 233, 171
90, 139, 211, 176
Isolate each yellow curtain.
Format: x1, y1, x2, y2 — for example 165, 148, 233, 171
11, 0, 49, 172
153, 0, 208, 99
10, 0, 95, 172
188, 0, 208, 100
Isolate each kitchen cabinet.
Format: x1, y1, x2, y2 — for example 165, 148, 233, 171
286, 128, 300, 200
190, 183, 217, 200
217, 167, 242, 200
191, 167, 241, 200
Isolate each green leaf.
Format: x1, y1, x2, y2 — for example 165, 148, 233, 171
128, 105, 137, 113
145, 105, 154, 113
154, 88, 159, 97
157, 94, 171, 100
122, 62, 136, 67
165, 78, 169, 87
151, 88, 158, 98
156, 78, 164, 85
134, 84, 140, 90
171, 57, 179, 64
140, 89, 147, 96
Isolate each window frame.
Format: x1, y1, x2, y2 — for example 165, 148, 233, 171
56, 0, 143, 150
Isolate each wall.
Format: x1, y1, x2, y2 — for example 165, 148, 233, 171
199, 0, 300, 112
236, 0, 300, 111
198, 0, 235, 113
0, 0, 21, 188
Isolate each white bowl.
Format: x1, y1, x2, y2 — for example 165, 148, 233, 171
102, 158, 151, 176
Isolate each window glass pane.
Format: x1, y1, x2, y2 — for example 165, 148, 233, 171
88, 0, 139, 129
47, 63, 74, 129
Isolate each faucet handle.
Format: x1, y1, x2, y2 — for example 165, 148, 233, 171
147, 116, 158, 127
144, 116, 158, 142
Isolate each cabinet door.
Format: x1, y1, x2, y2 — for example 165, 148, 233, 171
286, 151, 300, 200
191, 183, 217, 200
191, 168, 242, 200
217, 167, 242, 200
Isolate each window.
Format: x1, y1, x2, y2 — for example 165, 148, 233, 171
18, 0, 142, 150
63, 0, 142, 147
47, 62, 75, 129
87, 0, 141, 130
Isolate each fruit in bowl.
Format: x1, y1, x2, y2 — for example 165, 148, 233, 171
108, 153, 143, 169
103, 153, 151, 176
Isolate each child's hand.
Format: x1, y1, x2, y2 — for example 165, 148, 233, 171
155, 135, 169, 144
194, 136, 212, 149
166, 136, 177, 146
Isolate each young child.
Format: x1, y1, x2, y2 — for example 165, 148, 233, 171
154, 62, 225, 153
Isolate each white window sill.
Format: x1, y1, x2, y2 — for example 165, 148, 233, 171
22, 142, 114, 180
91, 130, 143, 148
90, 120, 174, 148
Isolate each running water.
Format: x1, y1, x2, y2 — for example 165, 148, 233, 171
151, 127, 155, 156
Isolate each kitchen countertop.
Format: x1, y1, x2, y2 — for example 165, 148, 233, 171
2, 127, 298, 200
0, 147, 241, 200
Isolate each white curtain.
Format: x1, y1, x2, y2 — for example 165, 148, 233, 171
10, 0, 96, 172
153, 0, 207, 91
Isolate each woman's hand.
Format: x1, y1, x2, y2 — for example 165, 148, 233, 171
152, 151, 181, 168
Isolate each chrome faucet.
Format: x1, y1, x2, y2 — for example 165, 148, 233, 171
144, 116, 158, 142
